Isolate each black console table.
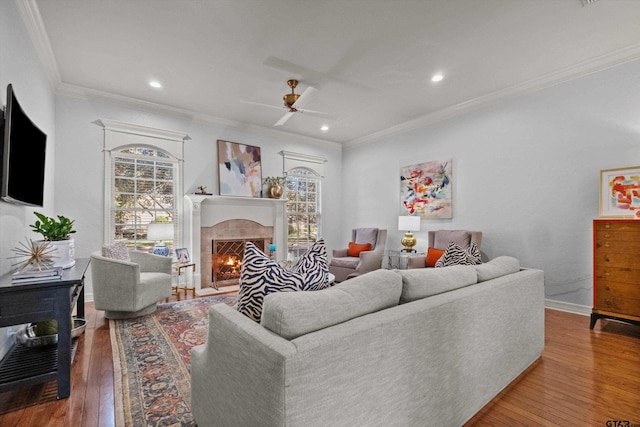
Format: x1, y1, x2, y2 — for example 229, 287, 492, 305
0, 258, 89, 399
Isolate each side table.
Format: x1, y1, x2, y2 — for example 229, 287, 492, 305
173, 262, 196, 300
386, 250, 426, 270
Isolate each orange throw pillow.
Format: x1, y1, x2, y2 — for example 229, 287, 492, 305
425, 247, 445, 267
348, 242, 372, 257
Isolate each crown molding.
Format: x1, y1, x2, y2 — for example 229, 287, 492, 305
344, 43, 640, 150
56, 82, 341, 150
16, 0, 61, 89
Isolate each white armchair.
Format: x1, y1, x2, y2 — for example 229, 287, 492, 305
90, 249, 172, 319
328, 228, 387, 282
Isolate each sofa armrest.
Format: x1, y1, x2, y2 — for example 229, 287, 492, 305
332, 248, 348, 257
356, 250, 384, 273
191, 304, 296, 426
129, 251, 172, 274
407, 256, 427, 269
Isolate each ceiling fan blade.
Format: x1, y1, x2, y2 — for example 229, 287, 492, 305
292, 86, 316, 109
240, 100, 285, 111
298, 107, 333, 118
274, 111, 295, 127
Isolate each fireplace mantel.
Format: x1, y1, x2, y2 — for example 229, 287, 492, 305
184, 194, 287, 289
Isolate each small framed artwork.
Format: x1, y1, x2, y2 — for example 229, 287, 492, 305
175, 248, 190, 264
217, 140, 262, 197
599, 166, 640, 218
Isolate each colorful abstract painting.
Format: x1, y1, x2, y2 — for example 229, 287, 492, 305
217, 140, 262, 197
400, 159, 452, 219
599, 166, 640, 218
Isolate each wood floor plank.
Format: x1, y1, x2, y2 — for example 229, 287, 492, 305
1, 298, 639, 426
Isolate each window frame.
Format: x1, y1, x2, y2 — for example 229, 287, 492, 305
280, 150, 327, 259
99, 119, 188, 248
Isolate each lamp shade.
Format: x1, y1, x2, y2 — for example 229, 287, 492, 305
147, 223, 173, 241
398, 215, 420, 232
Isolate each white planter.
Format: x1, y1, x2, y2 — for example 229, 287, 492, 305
44, 239, 76, 269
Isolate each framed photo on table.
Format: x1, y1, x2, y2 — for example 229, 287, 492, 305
175, 248, 190, 264
599, 166, 640, 218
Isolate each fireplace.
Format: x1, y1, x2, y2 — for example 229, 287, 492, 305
204, 219, 273, 289
184, 194, 286, 290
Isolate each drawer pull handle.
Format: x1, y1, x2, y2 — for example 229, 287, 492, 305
604, 223, 611, 229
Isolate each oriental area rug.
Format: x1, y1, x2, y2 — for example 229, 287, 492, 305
110, 294, 238, 427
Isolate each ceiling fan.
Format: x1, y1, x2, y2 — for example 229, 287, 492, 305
241, 79, 329, 127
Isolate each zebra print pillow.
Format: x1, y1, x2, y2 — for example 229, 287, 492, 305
292, 238, 330, 291
236, 242, 305, 322
435, 241, 482, 267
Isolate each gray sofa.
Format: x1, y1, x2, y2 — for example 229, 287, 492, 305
191, 256, 544, 427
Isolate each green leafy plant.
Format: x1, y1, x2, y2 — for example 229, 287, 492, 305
30, 211, 77, 241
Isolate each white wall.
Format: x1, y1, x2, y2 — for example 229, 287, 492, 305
54, 96, 343, 299
0, 0, 57, 357
342, 58, 640, 310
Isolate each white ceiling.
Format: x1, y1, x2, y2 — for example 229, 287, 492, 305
20, 0, 640, 146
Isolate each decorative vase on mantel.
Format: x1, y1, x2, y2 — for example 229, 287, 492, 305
268, 183, 284, 199
263, 176, 285, 199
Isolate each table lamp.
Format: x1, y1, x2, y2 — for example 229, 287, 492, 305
398, 215, 420, 252
147, 223, 173, 256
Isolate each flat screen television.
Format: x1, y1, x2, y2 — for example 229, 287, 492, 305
1, 83, 47, 207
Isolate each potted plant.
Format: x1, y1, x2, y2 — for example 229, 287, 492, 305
263, 176, 286, 199
30, 211, 77, 269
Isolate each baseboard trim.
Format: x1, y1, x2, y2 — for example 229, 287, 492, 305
545, 299, 591, 316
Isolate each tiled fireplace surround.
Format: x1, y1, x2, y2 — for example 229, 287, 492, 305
185, 194, 287, 290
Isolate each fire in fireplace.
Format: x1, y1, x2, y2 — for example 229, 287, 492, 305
212, 239, 269, 288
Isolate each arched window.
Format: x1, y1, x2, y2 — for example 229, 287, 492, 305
100, 119, 188, 252
280, 150, 327, 259
111, 147, 178, 251
285, 167, 322, 258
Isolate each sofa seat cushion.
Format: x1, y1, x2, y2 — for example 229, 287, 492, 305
329, 256, 360, 269
476, 256, 520, 282
261, 269, 402, 340
397, 265, 478, 303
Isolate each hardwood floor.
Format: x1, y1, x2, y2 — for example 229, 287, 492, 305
1, 301, 638, 426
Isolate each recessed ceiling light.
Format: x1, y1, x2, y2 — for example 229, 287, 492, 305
321, 125, 329, 132
149, 80, 162, 88
431, 74, 443, 82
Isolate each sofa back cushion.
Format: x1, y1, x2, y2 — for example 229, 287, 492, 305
261, 269, 402, 340
354, 228, 378, 247
476, 256, 520, 282
433, 230, 471, 250
397, 265, 478, 303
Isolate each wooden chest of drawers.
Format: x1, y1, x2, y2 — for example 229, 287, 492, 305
591, 219, 640, 329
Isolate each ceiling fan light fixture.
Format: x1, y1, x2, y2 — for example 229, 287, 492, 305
283, 79, 300, 109
431, 73, 443, 82
283, 93, 300, 109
